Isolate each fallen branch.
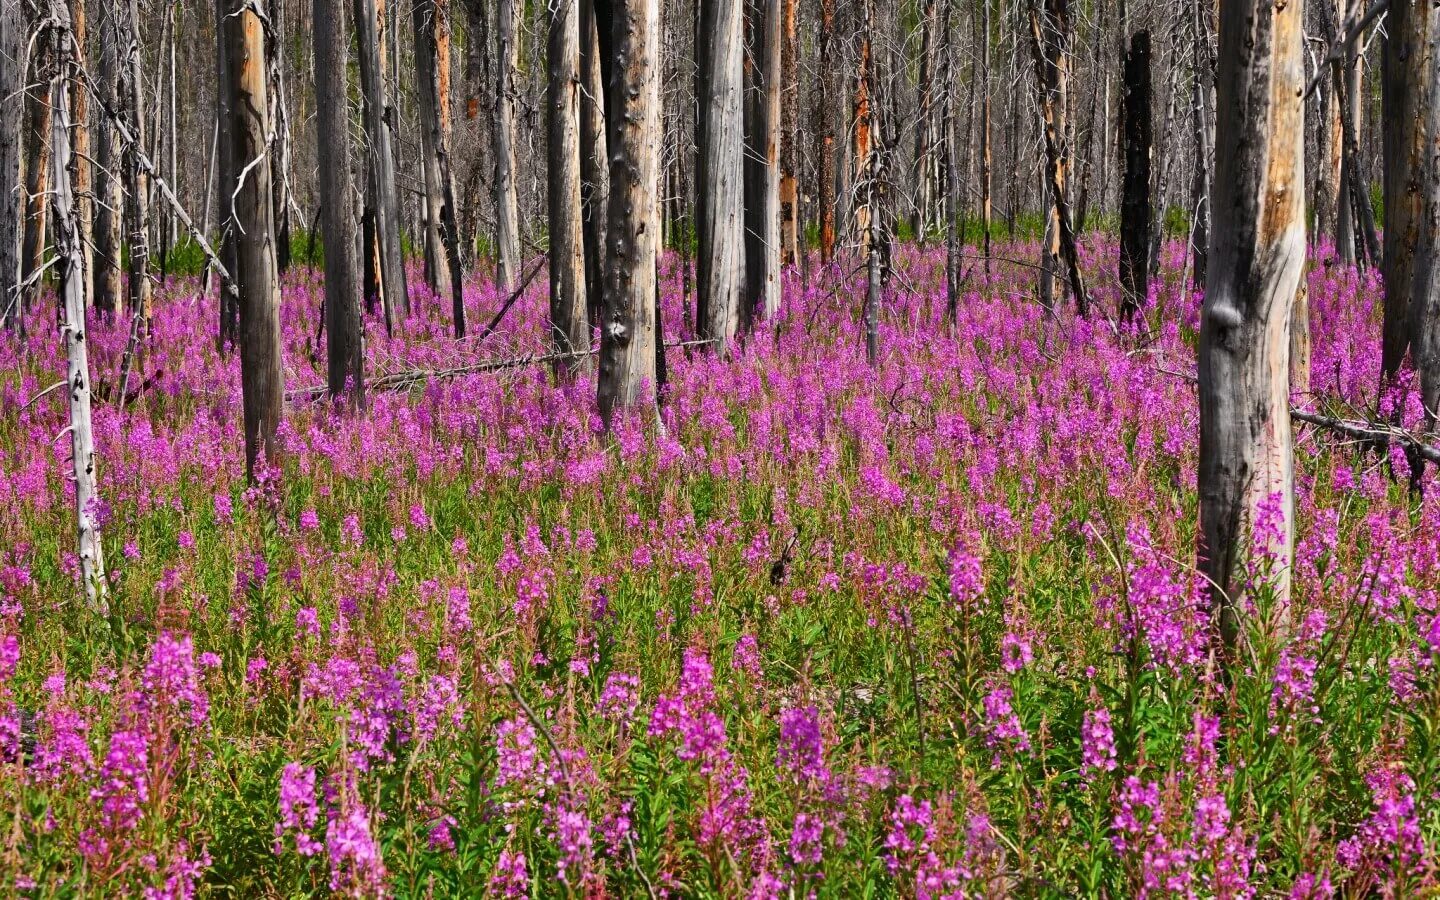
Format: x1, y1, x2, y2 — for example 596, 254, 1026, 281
288, 339, 715, 401
473, 258, 546, 345
1291, 410, 1440, 465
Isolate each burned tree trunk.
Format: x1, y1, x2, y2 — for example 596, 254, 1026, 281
597, 0, 659, 425
943, 0, 961, 320
913, 0, 939, 240
745, 0, 781, 325
980, 0, 992, 271
579, 0, 608, 328
1027, 0, 1088, 316
1190, 0, 1213, 290
494, 0, 521, 290
778, 0, 799, 267
548, 0, 590, 378
68, 0, 90, 292
223, 0, 286, 477
852, 0, 874, 250
414, 0, 465, 335
0, 0, 20, 331
1412, 10, 1440, 424
315, 0, 364, 406
814, 0, 837, 263
215, 0, 240, 347
121, 0, 151, 333
1381, 0, 1430, 381
50, 9, 107, 616
266, 9, 293, 275
1198, 0, 1304, 649
356, 0, 409, 327
20, 2, 52, 319
1119, 30, 1151, 321
696, 0, 744, 351
93, 2, 124, 317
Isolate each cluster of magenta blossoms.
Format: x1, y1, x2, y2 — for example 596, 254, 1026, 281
2, 238, 1440, 895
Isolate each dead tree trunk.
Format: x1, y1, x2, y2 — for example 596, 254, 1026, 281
1335, 0, 1361, 266
912, 0, 938, 240
1027, 0, 1088, 316
0, 0, 20, 331
215, 0, 240, 348
815, 0, 837, 262
1190, 0, 1213, 290
745, 0, 781, 325
1381, 0, 1429, 382
778, 0, 799, 267
67, 0, 90, 292
943, 0, 961, 320
1119, 30, 1151, 321
596, 0, 659, 425
20, 1, 52, 320
980, 0, 992, 272
548, 0, 590, 378
315, 0, 364, 406
852, 0, 875, 251
1412, 9, 1440, 423
414, 0, 465, 335
223, 0, 286, 477
579, 0, 608, 329
92, 3, 124, 318
50, 9, 108, 617
696, 0, 744, 351
1198, 0, 1304, 649
121, 0, 151, 333
493, 0, 520, 290
266, 6, 292, 275
356, 0, 409, 327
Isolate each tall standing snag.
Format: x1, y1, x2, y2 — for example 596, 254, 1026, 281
0, 0, 20, 331
414, 0, 466, 335
1119, 30, 1151, 321
315, 0, 365, 406
548, 0, 590, 377
495, 0, 521, 291
744, 0, 781, 325
356, 0, 409, 327
696, 0, 744, 351
223, 0, 286, 477
49, 7, 108, 616
1198, 0, 1304, 648
597, 0, 659, 425
1381, 0, 1431, 382
1412, 4, 1440, 424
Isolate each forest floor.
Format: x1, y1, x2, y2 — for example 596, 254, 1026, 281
0, 238, 1435, 896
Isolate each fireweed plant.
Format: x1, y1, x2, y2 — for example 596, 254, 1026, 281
0, 240, 1438, 897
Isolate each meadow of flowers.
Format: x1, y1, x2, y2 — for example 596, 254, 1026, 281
0, 237, 1437, 897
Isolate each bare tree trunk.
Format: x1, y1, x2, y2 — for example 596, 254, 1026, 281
1190, 0, 1213, 289
49, 9, 107, 617
745, 0, 781, 325
315, 0, 364, 406
579, 0, 608, 328
493, 0, 520, 290
67, 0, 90, 294
852, 0, 874, 249
20, 2, 52, 320
414, 0, 466, 335
815, 0, 837, 262
548, 0, 590, 378
1198, 0, 1304, 649
1382, 0, 1431, 382
223, 0, 286, 477
696, 0, 744, 350
778, 0, 798, 266
596, 0, 659, 425
1027, 0, 1088, 316
943, 0, 961, 320
1412, 8, 1440, 423
356, 0, 409, 327
267, 0, 293, 275
1335, 0, 1360, 265
93, 2, 124, 318
0, 0, 21, 332
1119, 30, 1151, 320
980, 0, 992, 272
912, 0, 938, 240
215, 0, 240, 348
121, 0, 152, 334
